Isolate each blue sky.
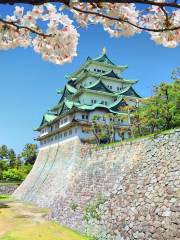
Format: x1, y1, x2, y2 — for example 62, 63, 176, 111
0, 22, 179, 154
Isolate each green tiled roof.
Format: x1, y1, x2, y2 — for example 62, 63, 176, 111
35, 113, 57, 131
68, 54, 127, 79
68, 70, 136, 85
92, 53, 115, 65
57, 84, 77, 94
81, 80, 113, 93
44, 113, 57, 122
118, 86, 142, 98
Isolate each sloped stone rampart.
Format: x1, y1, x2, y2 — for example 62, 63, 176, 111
14, 130, 180, 239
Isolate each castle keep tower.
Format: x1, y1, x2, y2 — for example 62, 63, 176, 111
35, 50, 141, 147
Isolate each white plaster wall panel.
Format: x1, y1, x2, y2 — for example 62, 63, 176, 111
79, 92, 114, 105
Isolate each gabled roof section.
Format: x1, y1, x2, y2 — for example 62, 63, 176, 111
41, 113, 57, 125
92, 53, 115, 66
103, 70, 121, 79
58, 99, 74, 116
68, 52, 128, 80
35, 113, 57, 131
119, 86, 142, 98
57, 84, 77, 95
57, 84, 77, 105
81, 80, 113, 93
110, 99, 128, 111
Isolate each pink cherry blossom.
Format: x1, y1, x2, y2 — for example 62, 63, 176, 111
0, 2, 179, 64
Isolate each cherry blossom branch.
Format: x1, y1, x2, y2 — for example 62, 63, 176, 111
72, 6, 180, 32
0, 18, 51, 37
160, 6, 169, 24
79, 0, 180, 9
0, 0, 179, 9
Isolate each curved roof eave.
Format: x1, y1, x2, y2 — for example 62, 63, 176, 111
81, 79, 113, 93
35, 113, 57, 131
118, 86, 142, 98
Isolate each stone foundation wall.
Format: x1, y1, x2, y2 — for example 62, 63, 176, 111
0, 184, 19, 195
14, 130, 180, 240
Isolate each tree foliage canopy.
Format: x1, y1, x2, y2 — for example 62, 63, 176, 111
132, 79, 180, 136
0, 143, 37, 181
21, 143, 38, 165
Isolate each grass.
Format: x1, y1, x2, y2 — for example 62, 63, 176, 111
0, 195, 13, 202
0, 195, 90, 240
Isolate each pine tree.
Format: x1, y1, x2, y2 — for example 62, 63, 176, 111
0, 145, 8, 160
15, 155, 22, 169
8, 149, 16, 168
21, 144, 38, 165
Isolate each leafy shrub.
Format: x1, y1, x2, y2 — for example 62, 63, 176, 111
69, 202, 78, 211
2, 164, 32, 181
83, 195, 107, 222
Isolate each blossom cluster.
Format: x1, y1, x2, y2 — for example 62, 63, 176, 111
72, 3, 180, 48
0, 2, 179, 64
72, 3, 141, 37
141, 7, 180, 48
0, 4, 79, 64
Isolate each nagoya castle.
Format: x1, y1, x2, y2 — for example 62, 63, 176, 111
36, 49, 141, 147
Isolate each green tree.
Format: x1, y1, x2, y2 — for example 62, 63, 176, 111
0, 145, 8, 159
132, 79, 180, 135
8, 149, 16, 168
2, 164, 32, 182
171, 67, 180, 81
0, 160, 8, 180
21, 144, 38, 165
15, 155, 22, 169
88, 113, 130, 144
154, 81, 180, 129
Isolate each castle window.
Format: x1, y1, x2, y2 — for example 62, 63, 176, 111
69, 130, 72, 135
59, 134, 62, 139
105, 101, 108, 105
64, 118, 68, 123
82, 114, 88, 120
91, 99, 97, 104
97, 69, 101, 72
117, 87, 120, 91
82, 129, 89, 133
102, 70, 105, 73
64, 132, 67, 137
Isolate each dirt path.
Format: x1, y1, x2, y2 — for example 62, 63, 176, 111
0, 195, 89, 240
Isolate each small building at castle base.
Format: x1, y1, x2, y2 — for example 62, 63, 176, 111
35, 49, 142, 147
